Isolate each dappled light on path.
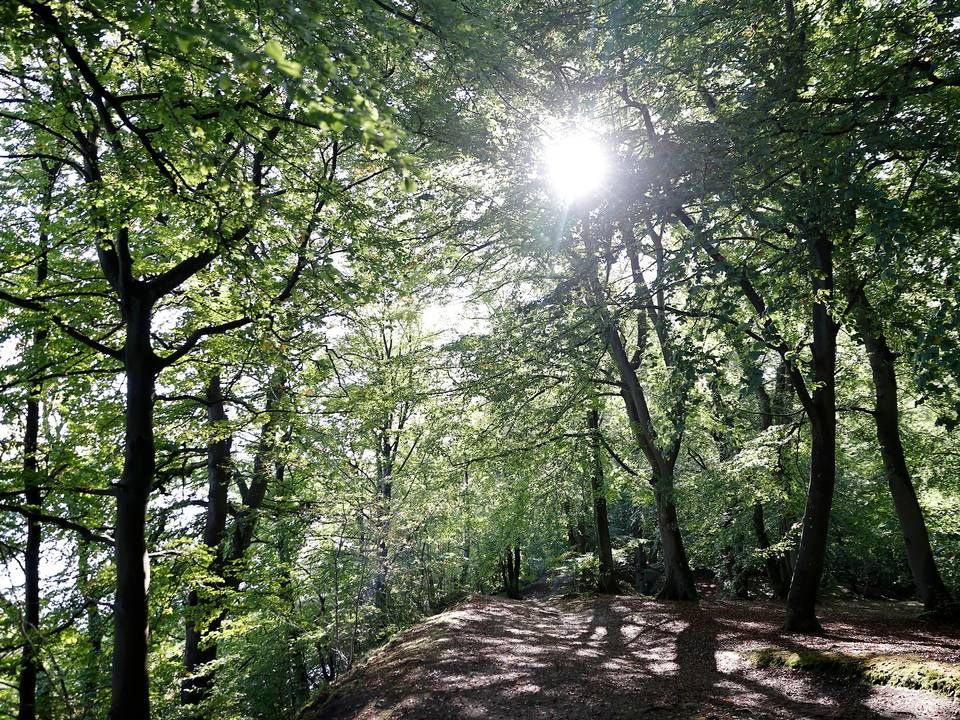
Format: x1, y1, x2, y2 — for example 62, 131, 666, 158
308, 595, 960, 720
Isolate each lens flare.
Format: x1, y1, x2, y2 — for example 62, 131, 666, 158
542, 130, 609, 202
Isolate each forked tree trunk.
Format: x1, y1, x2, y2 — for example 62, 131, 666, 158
585, 218, 698, 603
587, 409, 617, 594
111, 295, 156, 719
182, 372, 285, 703
849, 287, 951, 612
785, 233, 838, 633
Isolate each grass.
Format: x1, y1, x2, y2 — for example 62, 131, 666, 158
745, 648, 960, 698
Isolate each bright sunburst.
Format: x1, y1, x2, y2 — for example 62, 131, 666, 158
542, 129, 609, 202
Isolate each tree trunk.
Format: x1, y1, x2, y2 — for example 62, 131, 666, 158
785, 233, 837, 633
753, 371, 790, 601
630, 513, 650, 591
607, 327, 697, 602
18, 222, 49, 720
110, 296, 155, 719
753, 500, 789, 600
226, 371, 286, 583
585, 218, 697, 602
18, 332, 44, 720
182, 375, 232, 707
587, 409, 617, 594
372, 426, 395, 610
654, 480, 699, 601
849, 288, 951, 612
503, 546, 521, 599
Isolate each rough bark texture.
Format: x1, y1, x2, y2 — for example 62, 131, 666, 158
849, 287, 951, 612
785, 233, 838, 633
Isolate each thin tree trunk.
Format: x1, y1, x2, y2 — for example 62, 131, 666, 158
78, 542, 103, 720
785, 233, 837, 633
111, 296, 156, 719
182, 375, 232, 707
17, 391, 41, 718
587, 409, 617, 593
18, 257, 47, 720
849, 287, 951, 611
753, 370, 791, 600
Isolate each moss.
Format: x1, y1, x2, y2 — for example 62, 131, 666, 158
745, 648, 960, 698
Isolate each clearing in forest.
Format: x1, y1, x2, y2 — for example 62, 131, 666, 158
306, 594, 960, 720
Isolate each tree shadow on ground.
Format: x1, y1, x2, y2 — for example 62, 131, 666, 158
310, 594, 960, 720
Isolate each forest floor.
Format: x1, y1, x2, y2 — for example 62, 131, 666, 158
304, 593, 960, 720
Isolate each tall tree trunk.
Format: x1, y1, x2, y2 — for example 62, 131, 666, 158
179, 370, 287, 703
182, 375, 232, 707
17, 391, 41, 717
849, 288, 951, 612
586, 218, 697, 602
785, 233, 837, 633
503, 546, 521, 599
615, 377, 697, 601
654, 479, 698, 600
461, 469, 471, 584
226, 371, 286, 582
629, 513, 650, 591
372, 422, 396, 610
111, 295, 155, 719
18, 256, 47, 720
587, 409, 617, 593
752, 370, 791, 601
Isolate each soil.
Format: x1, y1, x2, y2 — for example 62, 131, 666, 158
304, 593, 960, 720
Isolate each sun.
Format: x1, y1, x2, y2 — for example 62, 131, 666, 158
542, 128, 609, 202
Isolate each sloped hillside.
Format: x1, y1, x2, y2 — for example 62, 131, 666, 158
303, 594, 960, 720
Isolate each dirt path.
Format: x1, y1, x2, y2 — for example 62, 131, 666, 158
306, 595, 960, 720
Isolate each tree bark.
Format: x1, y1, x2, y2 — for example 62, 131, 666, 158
587, 409, 617, 593
654, 482, 698, 600
18, 254, 47, 720
503, 546, 521, 599
849, 287, 951, 612
785, 232, 837, 633
752, 369, 790, 601
182, 375, 232, 707
593, 221, 697, 602
111, 294, 156, 719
